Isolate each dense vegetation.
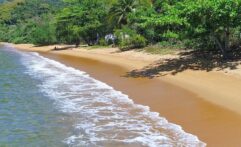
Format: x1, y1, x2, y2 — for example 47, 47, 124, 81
0, 0, 63, 45
0, 0, 241, 58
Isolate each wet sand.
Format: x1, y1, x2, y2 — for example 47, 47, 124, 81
10, 43, 241, 146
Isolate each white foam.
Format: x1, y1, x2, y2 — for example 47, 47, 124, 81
18, 50, 206, 147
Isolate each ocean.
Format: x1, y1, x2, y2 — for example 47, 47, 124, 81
0, 45, 205, 147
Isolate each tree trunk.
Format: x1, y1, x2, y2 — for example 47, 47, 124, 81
213, 35, 227, 59
224, 27, 230, 51
75, 40, 80, 48
223, 27, 230, 59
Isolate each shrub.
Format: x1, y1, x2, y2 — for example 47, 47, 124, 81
98, 38, 107, 46
130, 35, 147, 48
31, 21, 56, 45
114, 27, 147, 51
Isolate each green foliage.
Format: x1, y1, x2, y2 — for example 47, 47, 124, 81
131, 34, 147, 48
180, 0, 241, 57
0, 0, 63, 45
56, 0, 107, 46
109, 0, 152, 28
0, 24, 8, 41
98, 38, 108, 46
1, 0, 241, 58
114, 27, 146, 50
109, 0, 137, 28
0, 0, 24, 24
31, 16, 56, 45
127, 0, 185, 45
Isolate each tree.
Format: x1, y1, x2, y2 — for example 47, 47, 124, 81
0, 0, 63, 44
109, 0, 152, 28
181, 0, 241, 58
129, 0, 185, 43
56, 0, 108, 46
109, 0, 137, 28
31, 15, 56, 45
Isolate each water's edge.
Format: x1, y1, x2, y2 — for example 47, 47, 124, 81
0, 45, 206, 146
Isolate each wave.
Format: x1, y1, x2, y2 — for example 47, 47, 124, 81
18, 50, 206, 147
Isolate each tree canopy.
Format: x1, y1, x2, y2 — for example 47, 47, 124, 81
0, 0, 241, 58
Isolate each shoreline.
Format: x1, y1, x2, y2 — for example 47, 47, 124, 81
8, 43, 241, 146
11, 43, 241, 114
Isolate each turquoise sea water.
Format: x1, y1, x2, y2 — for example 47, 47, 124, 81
0, 45, 205, 147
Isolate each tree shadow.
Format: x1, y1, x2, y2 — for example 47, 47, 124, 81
125, 48, 241, 79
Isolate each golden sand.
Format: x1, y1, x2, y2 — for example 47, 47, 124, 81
11, 43, 241, 146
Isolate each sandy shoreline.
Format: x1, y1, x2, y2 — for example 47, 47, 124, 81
11, 43, 241, 114
7, 43, 241, 146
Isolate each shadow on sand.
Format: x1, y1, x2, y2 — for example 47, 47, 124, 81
125, 48, 241, 79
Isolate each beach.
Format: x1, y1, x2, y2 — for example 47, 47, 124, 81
11, 43, 241, 146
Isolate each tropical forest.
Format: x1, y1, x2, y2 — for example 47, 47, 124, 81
0, 0, 241, 58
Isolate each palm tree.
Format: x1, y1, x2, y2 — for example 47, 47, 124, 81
109, 0, 136, 28
109, 0, 152, 28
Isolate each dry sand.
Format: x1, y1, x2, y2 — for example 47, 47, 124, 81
9, 43, 241, 146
